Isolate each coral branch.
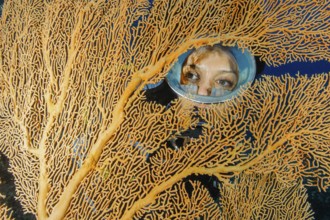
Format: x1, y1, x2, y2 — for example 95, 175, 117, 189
0, 0, 329, 219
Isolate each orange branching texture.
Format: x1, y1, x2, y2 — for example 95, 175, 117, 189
0, 0, 329, 219
220, 173, 314, 219
0, 204, 13, 220
244, 75, 330, 190
134, 181, 221, 219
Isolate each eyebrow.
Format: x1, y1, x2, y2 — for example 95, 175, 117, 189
216, 70, 236, 74
210, 70, 236, 75
189, 64, 236, 76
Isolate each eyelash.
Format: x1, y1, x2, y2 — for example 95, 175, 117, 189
185, 72, 233, 88
216, 79, 233, 87
185, 72, 199, 81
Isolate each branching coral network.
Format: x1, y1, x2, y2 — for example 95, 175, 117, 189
0, 0, 329, 219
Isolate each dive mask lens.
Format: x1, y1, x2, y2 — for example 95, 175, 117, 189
211, 88, 233, 97
180, 85, 198, 94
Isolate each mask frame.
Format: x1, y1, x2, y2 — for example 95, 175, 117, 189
166, 45, 256, 103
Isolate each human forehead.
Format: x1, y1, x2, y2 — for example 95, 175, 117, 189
194, 53, 234, 72
187, 47, 230, 61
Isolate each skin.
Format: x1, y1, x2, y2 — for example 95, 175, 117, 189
181, 47, 238, 96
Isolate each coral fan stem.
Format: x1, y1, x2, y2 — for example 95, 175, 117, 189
47, 75, 142, 220
38, 11, 83, 220
121, 135, 290, 219
47, 37, 221, 219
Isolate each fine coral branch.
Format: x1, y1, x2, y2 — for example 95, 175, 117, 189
121, 133, 293, 219
47, 74, 142, 220
18, 121, 39, 156
0, 0, 329, 219
37, 5, 86, 220
46, 35, 230, 219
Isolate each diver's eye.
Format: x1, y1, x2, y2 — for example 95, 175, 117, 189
185, 72, 199, 81
216, 79, 233, 87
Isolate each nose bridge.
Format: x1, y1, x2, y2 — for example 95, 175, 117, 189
198, 77, 212, 96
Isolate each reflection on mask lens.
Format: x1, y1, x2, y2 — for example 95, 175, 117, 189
211, 88, 232, 96
181, 85, 233, 97
180, 85, 198, 94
